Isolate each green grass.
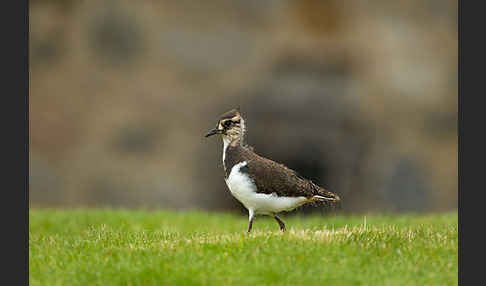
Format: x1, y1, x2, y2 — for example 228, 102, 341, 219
30, 209, 457, 286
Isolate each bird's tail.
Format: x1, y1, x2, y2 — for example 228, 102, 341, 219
312, 189, 340, 202
311, 187, 341, 211
307, 180, 340, 202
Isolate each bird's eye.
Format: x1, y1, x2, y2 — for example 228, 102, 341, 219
223, 120, 232, 127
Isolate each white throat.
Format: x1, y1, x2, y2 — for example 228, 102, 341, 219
222, 137, 231, 165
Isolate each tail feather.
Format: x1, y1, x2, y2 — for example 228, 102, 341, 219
316, 187, 340, 201
301, 177, 341, 209
303, 181, 339, 209
307, 181, 340, 202
311, 188, 341, 211
313, 194, 339, 202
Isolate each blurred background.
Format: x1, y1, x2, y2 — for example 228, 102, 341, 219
30, 0, 457, 214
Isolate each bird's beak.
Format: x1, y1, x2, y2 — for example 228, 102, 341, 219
205, 128, 221, 137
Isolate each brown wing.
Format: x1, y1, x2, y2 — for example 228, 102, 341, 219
243, 153, 318, 198
224, 144, 323, 198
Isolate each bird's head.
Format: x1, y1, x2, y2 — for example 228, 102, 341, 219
205, 108, 246, 144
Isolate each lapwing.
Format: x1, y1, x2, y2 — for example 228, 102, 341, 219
205, 108, 341, 233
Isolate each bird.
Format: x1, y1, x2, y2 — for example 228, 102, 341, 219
205, 108, 341, 233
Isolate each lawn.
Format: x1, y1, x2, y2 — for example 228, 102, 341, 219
29, 209, 458, 286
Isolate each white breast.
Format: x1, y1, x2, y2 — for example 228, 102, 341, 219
225, 161, 309, 215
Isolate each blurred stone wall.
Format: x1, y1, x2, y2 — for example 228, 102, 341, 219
30, 0, 457, 213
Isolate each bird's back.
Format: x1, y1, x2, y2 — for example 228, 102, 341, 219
224, 143, 330, 199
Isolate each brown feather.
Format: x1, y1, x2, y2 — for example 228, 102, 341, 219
224, 143, 336, 199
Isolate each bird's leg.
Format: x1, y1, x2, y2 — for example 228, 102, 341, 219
247, 210, 255, 234
247, 218, 253, 233
274, 215, 286, 232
